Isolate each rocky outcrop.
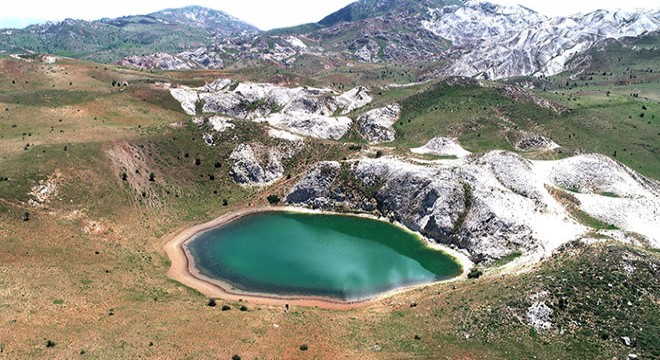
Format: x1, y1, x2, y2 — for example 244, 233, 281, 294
410, 137, 471, 158
357, 104, 401, 144
229, 144, 286, 186
514, 134, 560, 151
286, 152, 660, 262
286, 162, 342, 208
170, 80, 372, 140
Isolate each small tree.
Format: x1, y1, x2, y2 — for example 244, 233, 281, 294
467, 267, 483, 279
375, 150, 383, 158
149, 172, 156, 182
23, 212, 30, 221
231, 355, 242, 360
267, 194, 281, 205
207, 298, 216, 307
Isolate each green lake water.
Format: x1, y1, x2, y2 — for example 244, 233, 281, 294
186, 211, 462, 301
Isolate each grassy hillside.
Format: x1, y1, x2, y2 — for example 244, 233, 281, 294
0, 56, 658, 359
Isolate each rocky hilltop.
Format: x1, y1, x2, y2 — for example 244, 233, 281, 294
285, 150, 660, 263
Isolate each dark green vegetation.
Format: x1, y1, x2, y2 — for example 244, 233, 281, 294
187, 212, 462, 300
0, 6, 258, 62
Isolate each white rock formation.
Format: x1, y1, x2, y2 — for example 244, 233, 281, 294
170, 88, 200, 115
514, 134, 560, 151
229, 144, 285, 186
422, 2, 660, 79
268, 128, 304, 142
208, 116, 234, 132
286, 151, 660, 262
336, 86, 373, 114
411, 137, 471, 158
357, 104, 401, 144
170, 80, 372, 140
527, 302, 553, 331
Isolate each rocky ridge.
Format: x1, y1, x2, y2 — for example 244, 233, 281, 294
286, 151, 660, 263
170, 79, 372, 140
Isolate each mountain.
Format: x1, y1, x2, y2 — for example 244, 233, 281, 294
0, 6, 258, 62
423, 1, 660, 79
119, 0, 660, 80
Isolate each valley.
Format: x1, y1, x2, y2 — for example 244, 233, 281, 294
0, 1, 658, 359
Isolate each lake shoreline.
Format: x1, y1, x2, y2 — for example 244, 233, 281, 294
164, 205, 473, 310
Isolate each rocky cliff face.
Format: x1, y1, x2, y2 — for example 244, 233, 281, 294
229, 143, 286, 186
170, 79, 372, 140
286, 151, 660, 263
357, 104, 401, 144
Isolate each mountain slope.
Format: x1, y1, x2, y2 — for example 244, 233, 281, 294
0, 6, 258, 62
423, 1, 660, 79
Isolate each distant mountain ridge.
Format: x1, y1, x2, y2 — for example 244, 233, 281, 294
0, 6, 258, 62
119, 0, 659, 80
2, 1, 659, 80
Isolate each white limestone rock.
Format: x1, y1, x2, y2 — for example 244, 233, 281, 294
286, 151, 659, 262
357, 104, 401, 144
422, 2, 660, 79
411, 137, 471, 158
229, 144, 285, 186
170, 80, 373, 140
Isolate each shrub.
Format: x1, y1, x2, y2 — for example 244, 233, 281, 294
299, 344, 308, 351
221, 305, 231, 311
22, 212, 30, 221
375, 150, 383, 158
149, 172, 156, 182
467, 267, 483, 279
45, 340, 55, 348
232, 355, 241, 360
207, 298, 216, 307
240, 305, 248, 312
267, 194, 281, 205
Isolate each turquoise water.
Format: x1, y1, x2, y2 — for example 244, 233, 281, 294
186, 212, 462, 301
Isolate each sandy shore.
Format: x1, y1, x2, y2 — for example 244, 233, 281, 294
163, 206, 473, 310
